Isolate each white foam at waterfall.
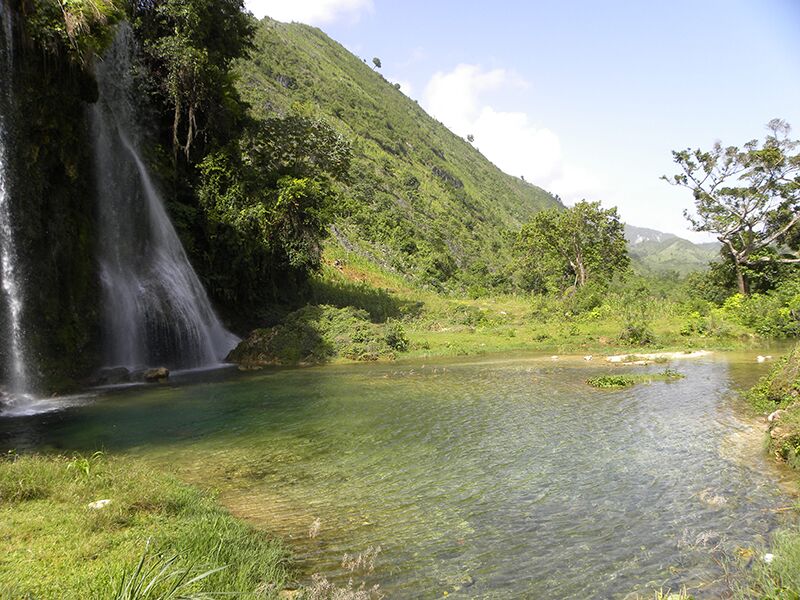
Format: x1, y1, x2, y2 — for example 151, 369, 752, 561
93, 25, 239, 370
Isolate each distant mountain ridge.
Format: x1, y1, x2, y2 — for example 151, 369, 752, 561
624, 225, 720, 275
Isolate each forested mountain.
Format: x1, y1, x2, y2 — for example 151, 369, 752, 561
235, 18, 560, 290
624, 225, 720, 275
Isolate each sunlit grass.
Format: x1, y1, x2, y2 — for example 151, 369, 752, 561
310, 246, 763, 363
0, 453, 290, 599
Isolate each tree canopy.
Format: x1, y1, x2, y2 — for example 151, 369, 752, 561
198, 112, 352, 305
665, 119, 799, 294
514, 200, 629, 293
132, 0, 254, 161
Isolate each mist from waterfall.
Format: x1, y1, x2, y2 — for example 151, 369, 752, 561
92, 25, 239, 371
0, 0, 31, 398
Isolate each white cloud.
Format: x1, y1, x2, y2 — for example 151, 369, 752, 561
423, 64, 601, 204
244, 0, 373, 25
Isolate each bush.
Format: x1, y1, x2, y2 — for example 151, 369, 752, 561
587, 369, 684, 389
227, 305, 411, 366
384, 320, 408, 352
720, 275, 800, 338
619, 322, 654, 345
747, 345, 800, 412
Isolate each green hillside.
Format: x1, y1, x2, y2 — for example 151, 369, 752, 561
624, 225, 720, 275
235, 18, 560, 290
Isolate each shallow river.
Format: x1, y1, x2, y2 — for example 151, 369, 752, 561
0, 352, 795, 598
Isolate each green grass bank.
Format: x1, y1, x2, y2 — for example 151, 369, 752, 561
0, 453, 290, 599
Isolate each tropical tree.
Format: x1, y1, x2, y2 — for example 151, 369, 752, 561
131, 0, 254, 161
664, 119, 800, 294
514, 200, 629, 293
198, 113, 352, 303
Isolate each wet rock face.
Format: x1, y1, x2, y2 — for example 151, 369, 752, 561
92, 366, 131, 386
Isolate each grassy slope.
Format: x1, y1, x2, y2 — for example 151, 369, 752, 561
0, 454, 289, 599
236, 18, 559, 287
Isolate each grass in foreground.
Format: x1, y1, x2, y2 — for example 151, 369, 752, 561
0, 452, 290, 599
729, 529, 800, 599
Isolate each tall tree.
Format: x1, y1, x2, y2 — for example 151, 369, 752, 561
131, 0, 254, 162
197, 113, 352, 304
514, 200, 629, 292
664, 119, 800, 295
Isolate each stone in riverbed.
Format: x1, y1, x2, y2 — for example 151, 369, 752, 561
143, 367, 169, 383
768, 409, 787, 423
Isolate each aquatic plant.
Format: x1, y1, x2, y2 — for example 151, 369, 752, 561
304, 546, 383, 600
587, 369, 685, 389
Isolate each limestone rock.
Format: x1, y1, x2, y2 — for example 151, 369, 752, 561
143, 367, 169, 383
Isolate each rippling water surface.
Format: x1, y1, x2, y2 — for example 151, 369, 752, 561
0, 353, 794, 598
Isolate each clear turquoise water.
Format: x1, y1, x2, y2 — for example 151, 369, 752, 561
0, 353, 792, 598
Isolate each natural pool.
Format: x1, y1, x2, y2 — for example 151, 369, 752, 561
0, 352, 794, 598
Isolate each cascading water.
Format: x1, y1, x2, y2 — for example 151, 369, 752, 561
0, 1, 31, 401
93, 25, 238, 371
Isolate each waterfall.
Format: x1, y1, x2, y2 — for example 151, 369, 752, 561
93, 25, 238, 370
0, 1, 31, 398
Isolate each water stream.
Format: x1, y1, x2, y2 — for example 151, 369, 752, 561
0, 1, 31, 402
92, 26, 238, 370
0, 352, 793, 598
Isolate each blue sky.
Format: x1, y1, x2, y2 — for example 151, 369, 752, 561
244, 0, 800, 241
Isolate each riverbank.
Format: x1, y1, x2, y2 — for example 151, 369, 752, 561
725, 344, 800, 598
0, 453, 290, 599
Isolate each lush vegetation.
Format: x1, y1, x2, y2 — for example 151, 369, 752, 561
0, 452, 290, 599
748, 345, 800, 464
3, 3, 800, 598
228, 304, 408, 366
513, 200, 629, 293
664, 119, 799, 295
734, 346, 800, 598
235, 17, 559, 295
586, 369, 684, 389
8, 2, 799, 384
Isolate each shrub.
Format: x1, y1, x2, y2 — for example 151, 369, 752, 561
746, 345, 800, 412
227, 305, 411, 366
619, 322, 655, 345
383, 320, 408, 352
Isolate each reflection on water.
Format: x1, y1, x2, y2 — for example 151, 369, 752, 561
0, 353, 793, 598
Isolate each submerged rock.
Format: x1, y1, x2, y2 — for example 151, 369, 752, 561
143, 367, 169, 383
